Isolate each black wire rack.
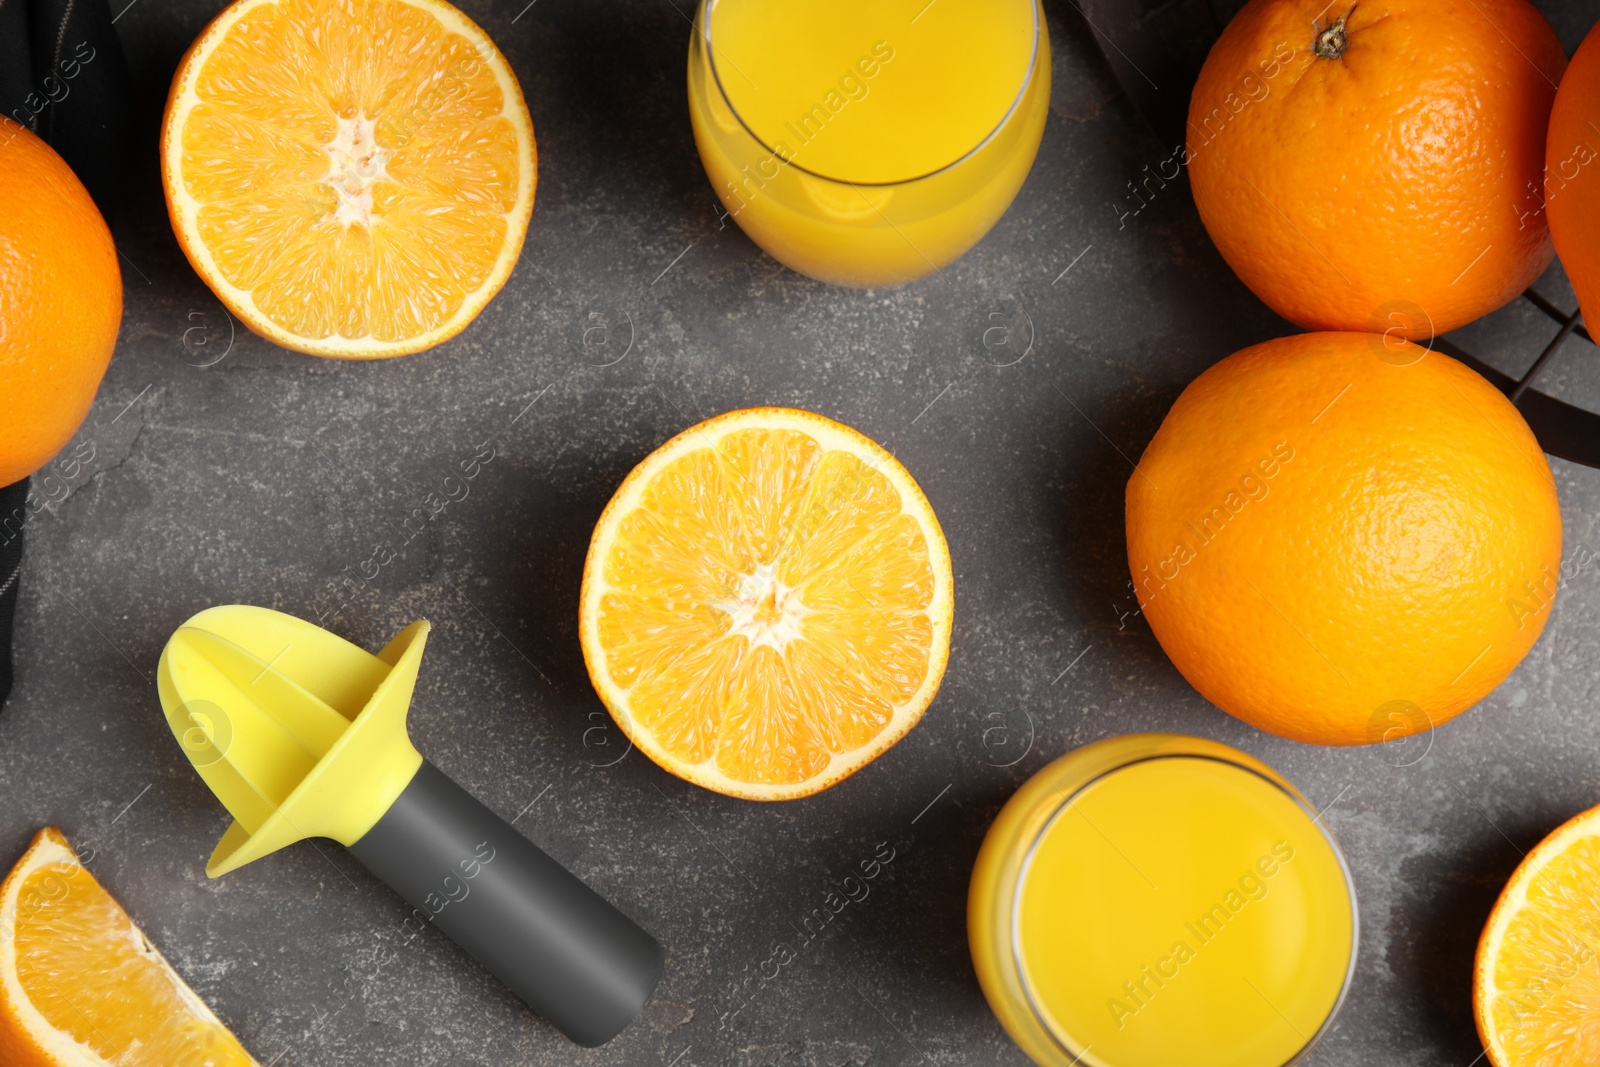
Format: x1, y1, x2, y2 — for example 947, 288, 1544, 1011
1436, 293, 1600, 468
1079, 0, 1600, 468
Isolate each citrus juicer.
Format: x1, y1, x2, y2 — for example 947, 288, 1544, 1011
155, 605, 664, 1047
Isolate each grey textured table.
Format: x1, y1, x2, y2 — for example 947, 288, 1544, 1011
5, 2, 1600, 1064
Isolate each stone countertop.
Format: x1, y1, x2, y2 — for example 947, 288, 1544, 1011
3, 1, 1599, 1065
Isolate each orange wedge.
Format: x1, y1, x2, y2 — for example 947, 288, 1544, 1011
161, 0, 536, 359
1475, 804, 1600, 1065
579, 408, 953, 801
0, 827, 259, 1067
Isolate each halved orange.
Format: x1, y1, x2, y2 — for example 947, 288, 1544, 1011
0, 827, 259, 1067
161, 0, 536, 359
1475, 804, 1600, 1065
579, 408, 953, 800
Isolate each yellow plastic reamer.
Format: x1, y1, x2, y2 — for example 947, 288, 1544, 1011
158, 605, 426, 875
157, 605, 662, 1047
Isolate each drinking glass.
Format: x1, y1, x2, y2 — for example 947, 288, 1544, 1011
687, 0, 1050, 287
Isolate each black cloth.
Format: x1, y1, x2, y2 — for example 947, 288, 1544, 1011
0, 0, 134, 223
0, 480, 25, 708
0, 0, 132, 709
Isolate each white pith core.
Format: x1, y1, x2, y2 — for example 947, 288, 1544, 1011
716, 563, 808, 650
325, 114, 391, 227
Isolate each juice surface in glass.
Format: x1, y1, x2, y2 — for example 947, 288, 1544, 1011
969, 735, 1357, 1067
687, 0, 1048, 286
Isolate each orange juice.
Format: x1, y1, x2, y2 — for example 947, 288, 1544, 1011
970, 735, 1356, 1067
687, 0, 1049, 286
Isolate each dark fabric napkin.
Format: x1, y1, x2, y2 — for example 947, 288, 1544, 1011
0, 0, 133, 709
0, 0, 134, 220
0, 481, 23, 708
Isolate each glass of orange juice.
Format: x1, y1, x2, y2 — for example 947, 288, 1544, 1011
969, 734, 1357, 1067
687, 0, 1050, 287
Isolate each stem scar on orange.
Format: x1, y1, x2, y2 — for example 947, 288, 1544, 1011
1125, 332, 1562, 746
1188, 0, 1565, 337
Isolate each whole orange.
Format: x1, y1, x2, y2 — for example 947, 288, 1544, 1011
1126, 332, 1562, 746
0, 119, 121, 487
1546, 19, 1600, 330
1188, 0, 1565, 338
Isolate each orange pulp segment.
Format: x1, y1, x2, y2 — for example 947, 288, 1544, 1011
1476, 804, 1600, 1065
579, 408, 953, 800
0, 827, 259, 1067
161, 0, 535, 358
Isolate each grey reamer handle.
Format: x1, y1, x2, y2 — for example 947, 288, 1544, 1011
348, 761, 664, 1046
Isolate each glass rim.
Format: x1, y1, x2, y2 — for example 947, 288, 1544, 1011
698, 0, 1042, 188
1008, 750, 1360, 1067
